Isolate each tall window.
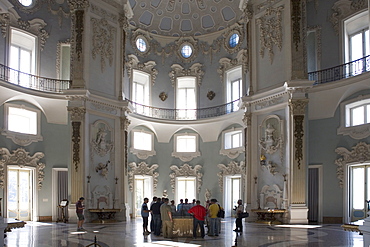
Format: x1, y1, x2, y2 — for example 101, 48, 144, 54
226, 67, 242, 112
344, 11, 369, 75
58, 43, 71, 80
9, 29, 36, 87
176, 177, 196, 205
132, 70, 150, 115
176, 77, 196, 120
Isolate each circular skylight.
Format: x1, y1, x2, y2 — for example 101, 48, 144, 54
136, 38, 147, 53
18, 0, 33, 7
181, 45, 193, 58
229, 33, 240, 48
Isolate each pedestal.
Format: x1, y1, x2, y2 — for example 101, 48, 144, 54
289, 205, 308, 224
89, 209, 122, 223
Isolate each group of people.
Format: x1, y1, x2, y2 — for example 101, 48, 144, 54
141, 197, 242, 239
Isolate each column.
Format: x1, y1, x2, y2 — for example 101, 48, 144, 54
120, 114, 130, 220
68, 0, 89, 88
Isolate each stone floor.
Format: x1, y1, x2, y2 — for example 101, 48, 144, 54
5, 217, 363, 247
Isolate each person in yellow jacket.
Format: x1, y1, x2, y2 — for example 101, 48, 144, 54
208, 199, 220, 236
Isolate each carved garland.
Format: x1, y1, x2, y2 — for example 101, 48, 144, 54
291, 0, 302, 51
256, 6, 284, 64
91, 17, 116, 72
128, 162, 159, 192
0, 148, 45, 190
217, 161, 245, 193
335, 142, 370, 188
169, 63, 204, 87
169, 164, 203, 194
126, 54, 158, 85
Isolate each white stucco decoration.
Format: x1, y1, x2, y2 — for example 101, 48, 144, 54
128, 162, 159, 192
217, 161, 245, 193
169, 163, 203, 194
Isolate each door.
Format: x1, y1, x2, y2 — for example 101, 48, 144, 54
7, 168, 32, 220
134, 176, 152, 217
350, 165, 370, 222
224, 175, 241, 217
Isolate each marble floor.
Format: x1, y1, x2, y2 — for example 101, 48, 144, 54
5, 217, 363, 247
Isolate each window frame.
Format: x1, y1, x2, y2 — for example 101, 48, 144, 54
1, 103, 43, 146
176, 76, 197, 120
172, 133, 201, 162
225, 66, 242, 112
337, 95, 370, 139
175, 176, 196, 206
130, 129, 156, 160
220, 127, 244, 159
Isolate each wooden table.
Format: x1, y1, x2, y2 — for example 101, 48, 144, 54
172, 217, 201, 237
251, 209, 286, 224
89, 209, 121, 223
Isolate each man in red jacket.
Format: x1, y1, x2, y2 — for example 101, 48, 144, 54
188, 200, 207, 239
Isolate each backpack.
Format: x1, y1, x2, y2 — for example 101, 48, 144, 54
217, 204, 225, 218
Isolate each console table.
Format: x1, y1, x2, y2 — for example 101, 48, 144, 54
89, 209, 121, 223
251, 209, 286, 224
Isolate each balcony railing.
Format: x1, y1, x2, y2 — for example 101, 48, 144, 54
0, 63, 71, 93
127, 99, 241, 120
308, 55, 370, 84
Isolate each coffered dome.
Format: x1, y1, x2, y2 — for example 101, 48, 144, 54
128, 0, 244, 37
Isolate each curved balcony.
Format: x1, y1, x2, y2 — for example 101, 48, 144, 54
0, 63, 71, 93
309, 55, 370, 84
127, 99, 241, 120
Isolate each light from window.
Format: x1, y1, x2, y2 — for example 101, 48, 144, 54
133, 132, 152, 151
8, 107, 37, 135
177, 77, 196, 119
176, 136, 196, 152
177, 177, 196, 201
181, 45, 193, 58
350, 104, 370, 126
224, 130, 242, 149
349, 29, 369, 75
18, 0, 33, 6
136, 38, 147, 52
229, 33, 240, 48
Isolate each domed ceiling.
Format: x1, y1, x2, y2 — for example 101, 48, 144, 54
128, 0, 243, 37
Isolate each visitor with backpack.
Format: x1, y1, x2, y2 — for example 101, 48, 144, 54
208, 199, 220, 236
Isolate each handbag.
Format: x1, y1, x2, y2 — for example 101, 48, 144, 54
238, 212, 249, 218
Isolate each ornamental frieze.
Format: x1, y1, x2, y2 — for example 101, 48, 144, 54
169, 63, 204, 87
126, 54, 158, 85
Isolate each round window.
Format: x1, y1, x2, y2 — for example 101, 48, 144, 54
18, 0, 33, 7
180, 44, 193, 58
229, 33, 240, 48
136, 38, 147, 53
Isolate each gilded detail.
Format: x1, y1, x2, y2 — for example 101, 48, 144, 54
293, 115, 304, 169
291, 0, 302, 51
72, 121, 81, 172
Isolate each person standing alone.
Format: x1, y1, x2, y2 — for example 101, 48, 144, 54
234, 199, 244, 232
141, 198, 151, 235
76, 197, 85, 231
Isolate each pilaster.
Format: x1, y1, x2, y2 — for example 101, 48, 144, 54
119, 114, 130, 219
67, 105, 86, 222
288, 83, 309, 223
68, 0, 89, 88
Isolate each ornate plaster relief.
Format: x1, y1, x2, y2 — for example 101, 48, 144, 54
217, 49, 248, 83
91, 17, 116, 72
256, 6, 284, 64
217, 161, 245, 193
126, 54, 157, 85
128, 162, 159, 193
169, 163, 203, 194
0, 148, 45, 190
91, 120, 114, 157
169, 63, 204, 87
335, 142, 370, 188
259, 115, 284, 159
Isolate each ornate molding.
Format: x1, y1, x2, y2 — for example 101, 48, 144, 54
217, 49, 248, 82
169, 164, 203, 194
256, 6, 284, 64
0, 13, 9, 38
126, 54, 158, 85
169, 63, 204, 87
91, 120, 114, 157
291, 0, 302, 51
329, 0, 368, 35
120, 116, 131, 131
56, 39, 70, 79
217, 161, 245, 193
337, 124, 370, 139
67, 106, 86, 121
288, 99, 308, 115
67, 0, 89, 11
91, 17, 116, 72
72, 121, 81, 172
0, 148, 45, 190
222, 25, 244, 54
293, 115, 304, 169
90, 3, 118, 23
128, 162, 159, 192
335, 142, 370, 188
259, 115, 284, 157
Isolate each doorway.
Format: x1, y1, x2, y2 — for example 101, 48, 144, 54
134, 175, 152, 217
7, 167, 33, 221
349, 164, 370, 222
224, 175, 241, 217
